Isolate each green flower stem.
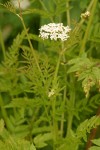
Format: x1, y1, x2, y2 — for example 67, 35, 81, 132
79, 0, 94, 27
53, 55, 61, 148
66, 0, 70, 26
52, 97, 57, 150
60, 82, 67, 137
60, 43, 67, 137
18, 0, 22, 17
0, 94, 14, 132
80, 0, 98, 54
52, 50, 62, 148
53, 53, 62, 86
65, 0, 75, 138
66, 76, 75, 137
67, 114, 73, 137
0, 30, 6, 60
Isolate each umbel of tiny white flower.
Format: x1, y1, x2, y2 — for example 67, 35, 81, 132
48, 89, 55, 98
39, 23, 71, 41
81, 11, 90, 19
12, 0, 30, 10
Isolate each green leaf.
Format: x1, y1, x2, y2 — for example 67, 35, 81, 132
30, 144, 36, 150
76, 116, 100, 141
33, 133, 52, 148
91, 139, 100, 147
89, 146, 100, 150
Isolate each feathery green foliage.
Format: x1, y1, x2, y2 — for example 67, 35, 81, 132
0, 119, 36, 150
0, 0, 100, 150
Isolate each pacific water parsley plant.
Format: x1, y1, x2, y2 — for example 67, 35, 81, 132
0, 0, 100, 150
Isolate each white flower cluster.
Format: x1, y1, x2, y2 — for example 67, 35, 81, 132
48, 89, 55, 98
39, 23, 71, 41
12, 0, 30, 10
81, 11, 90, 19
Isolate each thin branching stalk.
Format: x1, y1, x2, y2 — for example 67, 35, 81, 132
65, 1, 75, 137
51, 97, 57, 150
19, 16, 42, 73
51, 46, 64, 147
17, 0, 42, 75
60, 43, 67, 137
0, 30, 6, 60
79, 0, 95, 27
53, 53, 62, 86
66, 0, 71, 26
63, 0, 72, 138
80, 0, 98, 54
60, 69, 67, 137
51, 52, 62, 148
66, 76, 75, 137
18, 0, 22, 17
85, 106, 100, 150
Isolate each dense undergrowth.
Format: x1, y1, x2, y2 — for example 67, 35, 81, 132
0, 0, 100, 150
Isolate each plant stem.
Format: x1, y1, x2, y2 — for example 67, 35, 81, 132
78, 0, 94, 27
0, 94, 13, 132
52, 97, 57, 150
66, 0, 75, 137
66, 76, 75, 137
18, 0, 22, 17
52, 49, 62, 149
17, 15, 42, 75
80, 0, 98, 54
85, 105, 100, 150
60, 43, 67, 137
66, 0, 70, 26
0, 30, 6, 60
17, 0, 42, 75
53, 53, 62, 86
0, 94, 8, 122
60, 80, 67, 137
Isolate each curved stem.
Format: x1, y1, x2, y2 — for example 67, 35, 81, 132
0, 30, 6, 60
80, 0, 98, 54
79, 0, 94, 27
18, 0, 22, 17
21, 17, 42, 72
85, 105, 100, 150
17, 15, 42, 76
17, 0, 42, 75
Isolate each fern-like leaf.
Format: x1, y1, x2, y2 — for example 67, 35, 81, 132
0, 1, 16, 14
76, 116, 100, 141
68, 54, 100, 97
4, 30, 26, 67
0, 119, 36, 150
